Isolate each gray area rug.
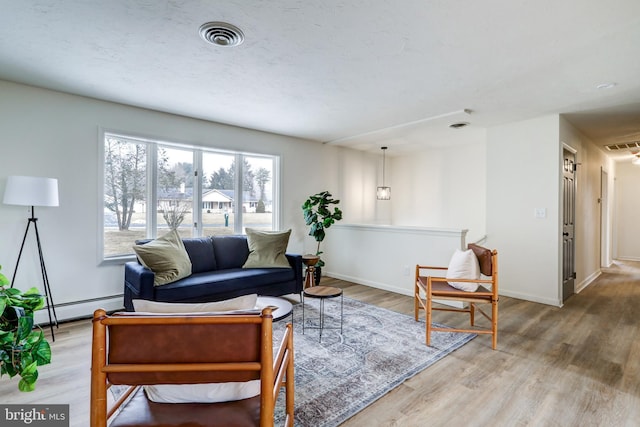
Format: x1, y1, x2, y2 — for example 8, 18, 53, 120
272, 296, 475, 427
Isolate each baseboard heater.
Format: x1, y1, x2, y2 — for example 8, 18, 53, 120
34, 294, 124, 326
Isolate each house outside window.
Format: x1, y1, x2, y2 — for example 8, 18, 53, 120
101, 131, 278, 260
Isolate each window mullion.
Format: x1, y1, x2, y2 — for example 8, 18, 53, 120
148, 144, 158, 238
234, 153, 243, 234
193, 150, 203, 236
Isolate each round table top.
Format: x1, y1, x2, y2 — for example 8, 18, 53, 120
303, 285, 343, 298
255, 296, 293, 321
302, 254, 320, 266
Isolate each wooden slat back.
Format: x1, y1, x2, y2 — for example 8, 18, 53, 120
98, 312, 266, 385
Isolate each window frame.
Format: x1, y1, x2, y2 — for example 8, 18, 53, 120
99, 129, 280, 264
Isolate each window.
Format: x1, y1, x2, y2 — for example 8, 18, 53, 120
102, 132, 278, 259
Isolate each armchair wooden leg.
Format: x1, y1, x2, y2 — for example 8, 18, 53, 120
492, 300, 498, 350
426, 296, 432, 347
470, 303, 475, 326
414, 266, 420, 322
414, 284, 420, 321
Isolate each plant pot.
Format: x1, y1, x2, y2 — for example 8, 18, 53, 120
314, 267, 322, 286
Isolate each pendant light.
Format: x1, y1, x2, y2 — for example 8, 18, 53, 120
376, 146, 391, 200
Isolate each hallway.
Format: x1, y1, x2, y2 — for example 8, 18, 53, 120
337, 259, 640, 426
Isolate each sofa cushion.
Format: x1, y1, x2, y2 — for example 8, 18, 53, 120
132, 230, 192, 286
212, 236, 250, 270
243, 228, 291, 268
153, 268, 295, 302
182, 237, 217, 273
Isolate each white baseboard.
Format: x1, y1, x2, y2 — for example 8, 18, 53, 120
498, 289, 561, 307
575, 270, 602, 294
616, 256, 640, 262
34, 295, 124, 325
325, 271, 411, 296
325, 272, 465, 308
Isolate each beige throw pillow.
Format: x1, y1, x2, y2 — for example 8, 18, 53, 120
132, 230, 192, 286
242, 228, 291, 268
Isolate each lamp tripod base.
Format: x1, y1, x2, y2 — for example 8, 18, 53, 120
11, 209, 59, 341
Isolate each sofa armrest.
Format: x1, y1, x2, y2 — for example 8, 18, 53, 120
124, 261, 155, 310
286, 253, 304, 293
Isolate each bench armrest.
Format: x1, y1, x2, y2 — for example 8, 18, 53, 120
124, 261, 155, 311
286, 253, 304, 293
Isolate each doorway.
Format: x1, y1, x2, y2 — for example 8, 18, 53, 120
600, 169, 609, 268
562, 147, 576, 302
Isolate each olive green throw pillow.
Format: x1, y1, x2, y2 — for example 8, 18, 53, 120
242, 228, 292, 269
132, 230, 192, 286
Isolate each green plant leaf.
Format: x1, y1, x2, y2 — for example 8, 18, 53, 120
16, 314, 34, 342
3, 287, 21, 297
18, 378, 36, 392
0, 282, 51, 391
2, 354, 19, 377
0, 330, 15, 345
302, 191, 342, 267
18, 362, 39, 392
33, 337, 52, 365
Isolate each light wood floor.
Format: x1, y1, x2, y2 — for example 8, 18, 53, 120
2, 261, 639, 426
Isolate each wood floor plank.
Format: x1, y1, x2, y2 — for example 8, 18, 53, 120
1, 261, 639, 426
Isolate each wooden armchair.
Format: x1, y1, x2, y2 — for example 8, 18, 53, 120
90, 307, 294, 427
414, 244, 499, 349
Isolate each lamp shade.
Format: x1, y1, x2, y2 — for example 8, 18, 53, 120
3, 175, 59, 207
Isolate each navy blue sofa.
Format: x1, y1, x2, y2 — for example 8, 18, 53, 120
124, 235, 303, 311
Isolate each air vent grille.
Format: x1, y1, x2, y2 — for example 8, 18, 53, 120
199, 22, 244, 47
604, 142, 640, 151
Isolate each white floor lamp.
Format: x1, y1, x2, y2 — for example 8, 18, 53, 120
3, 175, 60, 341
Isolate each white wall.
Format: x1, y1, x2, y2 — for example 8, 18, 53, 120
332, 148, 382, 225
324, 224, 468, 296
0, 80, 340, 320
390, 138, 487, 243
486, 115, 562, 306
614, 161, 640, 260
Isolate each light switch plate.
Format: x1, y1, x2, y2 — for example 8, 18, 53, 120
535, 208, 546, 219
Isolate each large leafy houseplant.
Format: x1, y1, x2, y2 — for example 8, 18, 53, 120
302, 191, 343, 268
0, 265, 52, 391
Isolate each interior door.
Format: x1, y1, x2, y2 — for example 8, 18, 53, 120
600, 169, 609, 267
562, 148, 576, 301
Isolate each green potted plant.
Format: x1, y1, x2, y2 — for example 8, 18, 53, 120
302, 191, 343, 284
0, 265, 52, 391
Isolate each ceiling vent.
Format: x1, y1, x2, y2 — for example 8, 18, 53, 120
449, 122, 469, 129
604, 142, 640, 151
199, 22, 244, 47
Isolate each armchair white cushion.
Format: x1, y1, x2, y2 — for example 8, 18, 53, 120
445, 249, 481, 292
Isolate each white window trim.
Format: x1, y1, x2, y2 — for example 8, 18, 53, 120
99, 128, 280, 263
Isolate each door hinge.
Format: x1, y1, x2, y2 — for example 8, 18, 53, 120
572, 272, 577, 279
573, 163, 577, 171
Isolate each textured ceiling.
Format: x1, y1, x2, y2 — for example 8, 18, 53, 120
1, 1, 639, 158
